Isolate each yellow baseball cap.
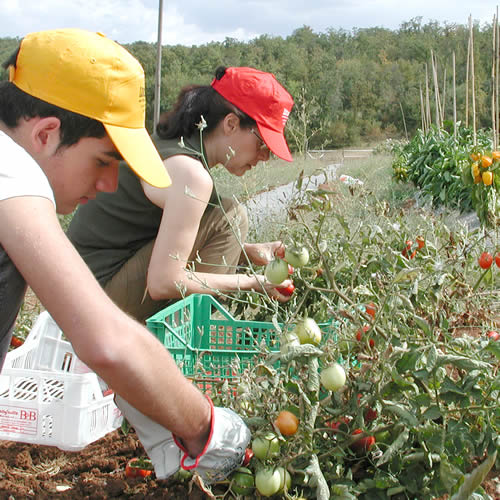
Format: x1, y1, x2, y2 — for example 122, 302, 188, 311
8, 28, 171, 188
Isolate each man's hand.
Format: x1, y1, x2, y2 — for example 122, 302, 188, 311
174, 397, 251, 483
115, 395, 181, 479
115, 395, 251, 483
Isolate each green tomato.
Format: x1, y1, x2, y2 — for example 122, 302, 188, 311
251, 434, 280, 460
255, 468, 281, 497
320, 362, 346, 391
265, 258, 289, 284
295, 317, 322, 345
230, 467, 255, 496
285, 246, 310, 268
277, 467, 292, 493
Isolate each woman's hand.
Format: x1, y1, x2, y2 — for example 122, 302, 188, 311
243, 241, 285, 267
254, 274, 293, 303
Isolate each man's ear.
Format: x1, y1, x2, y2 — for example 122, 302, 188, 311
222, 112, 241, 136
30, 117, 62, 155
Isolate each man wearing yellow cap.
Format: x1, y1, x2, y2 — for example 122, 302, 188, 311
0, 28, 249, 483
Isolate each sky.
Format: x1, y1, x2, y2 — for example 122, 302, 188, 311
0, 0, 498, 46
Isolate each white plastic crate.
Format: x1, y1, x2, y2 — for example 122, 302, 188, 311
0, 312, 122, 451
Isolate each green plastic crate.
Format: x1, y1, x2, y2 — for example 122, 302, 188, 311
146, 294, 337, 392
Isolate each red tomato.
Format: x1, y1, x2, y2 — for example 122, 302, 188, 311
10, 336, 24, 348
478, 252, 493, 269
365, 302, 376, 319
416, 236, 425, 249
402, 240, 413, 257
288, 264, 294, 275
496, 253, 500, 268
325, 416, 350, 431
356, 325, 374, 347
364, 407, 378, 423
487, 331, 500, 341
125, 458, 154, 478
350, 429, 375, 453
276, 283, 295, 296
242, 447, 254, 466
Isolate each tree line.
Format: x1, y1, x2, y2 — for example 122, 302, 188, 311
1, 17, 497, 151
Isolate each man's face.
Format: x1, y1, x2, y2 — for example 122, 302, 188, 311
44, 135, 122, 214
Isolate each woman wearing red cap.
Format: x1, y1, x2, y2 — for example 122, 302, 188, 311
67, 66, 295, 322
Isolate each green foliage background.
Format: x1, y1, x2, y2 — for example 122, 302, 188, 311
0, 17, 497, 151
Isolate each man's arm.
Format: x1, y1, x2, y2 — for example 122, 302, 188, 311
0, 196, 210, 455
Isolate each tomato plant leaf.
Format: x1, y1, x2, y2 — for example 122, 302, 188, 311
376, 427, 409, 466
382, 402, 419, 427
413, 315, 432, 337
435, 355, 491, 372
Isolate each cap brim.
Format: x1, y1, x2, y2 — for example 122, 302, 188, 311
104, 124, 171, 188
257, 125, 293, 162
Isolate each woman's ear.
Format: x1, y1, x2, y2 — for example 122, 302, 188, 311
30, 117, 62, 155
222, 112, 241, 136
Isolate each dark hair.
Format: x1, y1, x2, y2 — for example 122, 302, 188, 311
0, 49, 106, 149
156, 66, 256, 140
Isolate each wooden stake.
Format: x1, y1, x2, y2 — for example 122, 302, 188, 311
470, 16, 477, 145
400, 102, 409, 140
431, 50, 441, 128
453, 51, 457, 140
425, 64, 432, 129
466, 17, 471, 128
420, 84, 426, 132
496, 7, 499, 147
442, 67, 447, 125
492, 13, 497, 149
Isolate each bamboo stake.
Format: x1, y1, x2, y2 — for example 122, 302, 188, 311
466, 17, 471, 128
470, 16, 477, 145
400, 102, 409, 140
420, 84, 426, 132
425, 64, 431, 129
431, 50, 441, 128
441, 67, 447, 125
453, 51, 457, 140
494, 6, 500, 146
492, 13, 497, 149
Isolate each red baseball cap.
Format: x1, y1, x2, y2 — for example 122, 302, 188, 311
211, 67, 294, 162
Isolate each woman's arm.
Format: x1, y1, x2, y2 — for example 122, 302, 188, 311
142, 156, 291, 301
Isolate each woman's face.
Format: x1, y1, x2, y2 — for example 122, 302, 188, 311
223, 126, 271, 176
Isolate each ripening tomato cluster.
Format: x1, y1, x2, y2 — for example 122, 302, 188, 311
469, 151, 498, 186
266, 245, 310, 299
478, 251, 500, 270
401, 236, 425, 259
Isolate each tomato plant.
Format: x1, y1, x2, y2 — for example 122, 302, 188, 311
478, 251, 493, 269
